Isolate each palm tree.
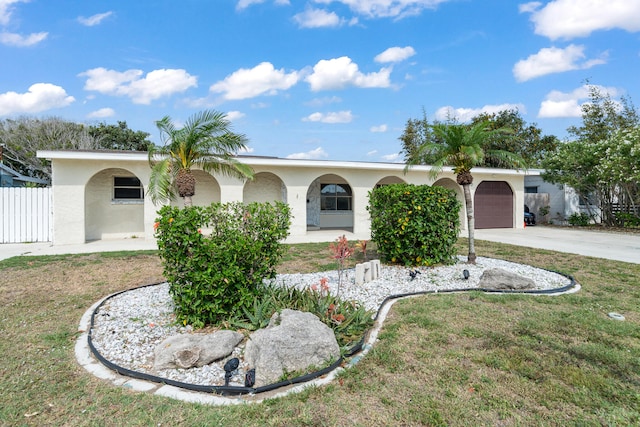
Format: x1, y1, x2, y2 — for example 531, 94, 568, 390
148, 110, 254, 207
405, 120, 526, 263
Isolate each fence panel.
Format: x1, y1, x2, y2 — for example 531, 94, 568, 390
0, 187, 52, 243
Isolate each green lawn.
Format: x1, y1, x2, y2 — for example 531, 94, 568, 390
0, 239, 638, 426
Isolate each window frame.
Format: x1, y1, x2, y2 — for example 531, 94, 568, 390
320, 183, 352, 212
113, 176, 144, 202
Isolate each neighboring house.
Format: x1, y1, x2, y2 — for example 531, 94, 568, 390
37, 150, 530, 245
0, 163, 49, 187
524, 173, 601, 224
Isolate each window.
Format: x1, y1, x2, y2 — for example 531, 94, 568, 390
321, 183, 352, 211
525, 186, 538, 194
114, 176, 143, 200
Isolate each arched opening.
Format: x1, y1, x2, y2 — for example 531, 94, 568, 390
374, 175, 406, 187
85, 168, 144, 241
474, 181, 514, 228
171, 170, 221, 208
306, 174, 354, 231
243, 172, 287, 204
433, 178, 466, 230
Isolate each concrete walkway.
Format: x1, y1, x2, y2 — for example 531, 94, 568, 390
475, 226, 640, 264
1, 226, 638, 264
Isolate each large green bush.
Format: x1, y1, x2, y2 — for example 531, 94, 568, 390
154, 201, 291, 327
367, 183, 460, 266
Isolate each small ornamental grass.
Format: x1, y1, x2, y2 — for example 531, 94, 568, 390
154, 201, 291, 327
229, 277, 374, 351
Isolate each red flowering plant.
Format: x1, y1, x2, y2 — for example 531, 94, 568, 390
305, 277, 371, 346
329, 235, 354, 296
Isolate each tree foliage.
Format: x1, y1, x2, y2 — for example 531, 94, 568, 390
399, 109, 556, 168
0, 117, 153, 182
0, 116, 99, 181
148, 110, 254, 207
88, 121, 151, 151
404, 121, 526, 263
470, 110, 558, 168
542, 84, 640, 226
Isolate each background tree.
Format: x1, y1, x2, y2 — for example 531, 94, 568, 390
0, 116, 99, 181
399, 109, 444, 164
400, 109, 556, 168
470, 109, 558, 168
148, 110, 254, 207
0, 117, 154, 182
88, 121, 151, 151
542, 83, 640, 225
405, 121, 526, 263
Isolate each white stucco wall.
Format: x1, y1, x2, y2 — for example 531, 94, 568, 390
38, 151, 528, 245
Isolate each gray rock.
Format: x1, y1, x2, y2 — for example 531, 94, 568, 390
154, 330, 244, 370
478, 268, 536, 290
244, 309, 340, 387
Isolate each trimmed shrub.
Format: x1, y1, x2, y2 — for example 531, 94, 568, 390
154, 201, 291, 327
367, 183, 460, 266
568, 212, 591, 226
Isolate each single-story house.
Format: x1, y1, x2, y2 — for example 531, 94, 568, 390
524, 173, 601, 224
37, 150, 530, 245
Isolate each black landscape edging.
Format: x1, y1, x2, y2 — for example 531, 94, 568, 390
86, 269, 577, 396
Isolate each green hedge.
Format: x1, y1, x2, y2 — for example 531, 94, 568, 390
367, 183, 460, 266
154, 202, 291, 327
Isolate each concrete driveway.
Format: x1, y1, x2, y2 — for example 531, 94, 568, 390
475, 226, 640, 264
1, 226, 638, 264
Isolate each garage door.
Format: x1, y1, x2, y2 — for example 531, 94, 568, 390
474, 181, 513, 229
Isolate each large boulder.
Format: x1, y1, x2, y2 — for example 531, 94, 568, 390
244, 309, 340, 387
479, 268, 536, 290
154, 330, 244, 370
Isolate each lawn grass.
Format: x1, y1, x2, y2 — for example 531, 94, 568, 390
0, 239, 639, 426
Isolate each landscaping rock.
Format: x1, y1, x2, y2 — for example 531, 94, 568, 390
154, 330, 244, 370
244, 309, 340, 387
478, 268, 535, 290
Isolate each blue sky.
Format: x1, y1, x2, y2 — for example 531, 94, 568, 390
1, 0, 639, 162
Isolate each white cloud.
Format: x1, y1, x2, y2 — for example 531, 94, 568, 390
0, 0, 26, 25
78, 11, 113, 27
370, 124, 387, 132
306, 56, 391, 91
303, 110, 354, 123
238, 145, 255, 154
293, 8, 343, 28
0, 1, 48, 47
435, 103, 526, 122
537, 84, 620, 118
87, 107, 115, 118
513, 44, 607, 81
210, 62, 300, 100
313, 0, 449, 19
0, 83, 74, 116
367, 149, 378, 156
375, 46, 416, 63
305, 96, 342, 107
0, 31, 47, 46
79, 67, 197, 104
518, 2, 541, 14
381, 152, 402, 162
236, 0, 289, 10
226, 110, 246, 121
522, 0, 640, 40
286, 146, 328, 159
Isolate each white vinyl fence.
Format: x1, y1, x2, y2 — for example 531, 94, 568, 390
0, 187, 52, 243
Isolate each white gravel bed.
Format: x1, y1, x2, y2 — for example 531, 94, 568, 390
89, 256, 571, 387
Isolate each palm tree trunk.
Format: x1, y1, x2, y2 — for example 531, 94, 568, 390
462, 183, 476, 263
